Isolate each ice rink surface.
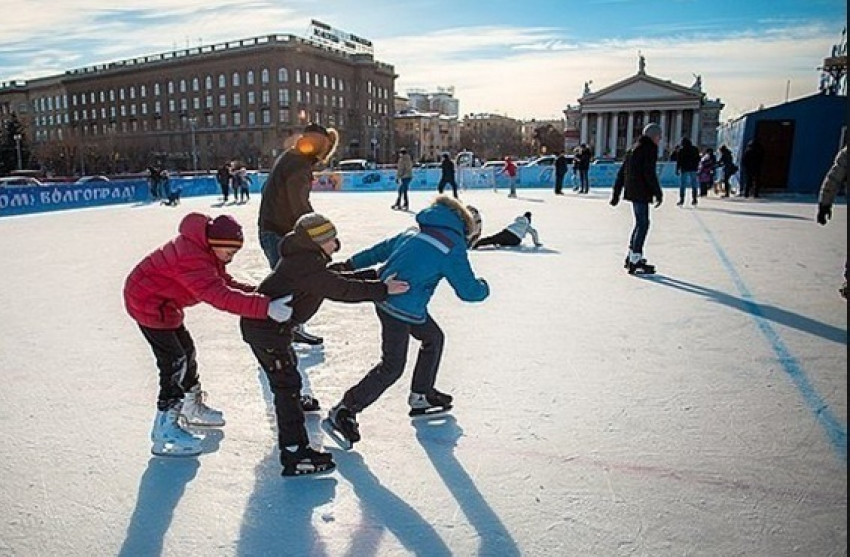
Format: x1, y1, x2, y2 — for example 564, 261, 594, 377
0, 187, 845, 556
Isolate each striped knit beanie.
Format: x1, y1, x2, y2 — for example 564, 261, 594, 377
295, 212, 338, 246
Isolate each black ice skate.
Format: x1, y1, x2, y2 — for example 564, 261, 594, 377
627, 260, 656, 275
281, 444, 336, 476
300, 395, 321, 413
322, 404, 360, 450
408, 389, 454, 418
293, 324, 324, 346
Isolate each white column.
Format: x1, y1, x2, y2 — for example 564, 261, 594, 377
674, 110, 683, 143
595, 113, 605, 158
626, 112, 634, 149
609, 112, 619, 157
659, 110, 668, 154
580, 113, 589, 145
690, 110, 700, 146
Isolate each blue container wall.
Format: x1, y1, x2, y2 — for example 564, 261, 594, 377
740, 94, 847, 194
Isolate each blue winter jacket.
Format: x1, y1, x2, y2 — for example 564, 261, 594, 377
349, 202, 489, 324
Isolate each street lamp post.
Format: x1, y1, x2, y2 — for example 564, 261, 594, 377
188, 117, 198, 172
13, 133, 22, 170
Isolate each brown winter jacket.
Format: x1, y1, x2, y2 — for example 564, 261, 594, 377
257, 150, 315, 236
239, 226, 389, 346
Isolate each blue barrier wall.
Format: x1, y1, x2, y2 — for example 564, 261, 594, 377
1, 163, 684, 218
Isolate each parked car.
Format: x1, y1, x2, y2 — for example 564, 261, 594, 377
74, 175, 111, 184
336, 159, 373, 171
0, 176, 44, 188
592, 158, 617, 165
481, 160, 507, 170
525, 155, 557, 167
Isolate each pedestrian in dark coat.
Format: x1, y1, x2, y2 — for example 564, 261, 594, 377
741, 140, 765, 198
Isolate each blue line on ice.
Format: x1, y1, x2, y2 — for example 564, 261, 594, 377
694, 212, 847, 463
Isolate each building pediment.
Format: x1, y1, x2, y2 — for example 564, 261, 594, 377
582, 74, 702, 107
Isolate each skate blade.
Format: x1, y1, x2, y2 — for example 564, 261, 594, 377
181, 417, 226, 428
151, 442, 202, 457
321, 418, 353, 450
408, 405, 453, 418
282, 461, 337, 477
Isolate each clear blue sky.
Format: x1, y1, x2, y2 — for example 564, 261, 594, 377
0, 0, 845, 119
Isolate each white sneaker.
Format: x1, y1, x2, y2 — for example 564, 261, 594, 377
181, 386, 225, 427
151, 404, 204, 457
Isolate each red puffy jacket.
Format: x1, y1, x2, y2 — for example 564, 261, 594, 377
124, 212, 270, 329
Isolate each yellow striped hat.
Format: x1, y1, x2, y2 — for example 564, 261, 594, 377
296, 212, 338, 245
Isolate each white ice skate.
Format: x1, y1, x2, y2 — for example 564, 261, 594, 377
181, 386, 225, 427
151, 404, 204, 457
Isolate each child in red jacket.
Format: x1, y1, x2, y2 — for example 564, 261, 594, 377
124, 213, 293, 457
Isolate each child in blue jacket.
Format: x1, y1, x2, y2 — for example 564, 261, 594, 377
324, 196, 489, 448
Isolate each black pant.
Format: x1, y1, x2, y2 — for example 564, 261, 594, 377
743, 171, 760, 197
555, 172, 566, 194
139, 324, 200, 410
579, 169, 590, 192
342, 308, 444, 413
242, 322, 308, 452
474, 229, 521, 248
437, 177, 458, 198
218, 178, 230, 201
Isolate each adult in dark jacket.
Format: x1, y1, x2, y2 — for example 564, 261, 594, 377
673, 137, 701, 206
741, 140, 765, 198
611, 123, 664, 274
258, 122, 339, 348
437, 153, 459, 198
216, 162, 233, 203
240, 212, 408, 475
717, 145, 736, 197
554, 152, 569, 195
576, 144, 592, 193
124, 213, 293, 457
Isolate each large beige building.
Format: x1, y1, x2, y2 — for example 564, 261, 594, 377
0, 32, 396, 174
565, 57, 723, 159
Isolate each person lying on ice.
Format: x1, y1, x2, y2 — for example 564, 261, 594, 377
471, 211, 542, 249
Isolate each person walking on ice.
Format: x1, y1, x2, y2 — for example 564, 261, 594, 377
471, 211, 542, 249
323, 196, 490, 450
123, 213, 293, 457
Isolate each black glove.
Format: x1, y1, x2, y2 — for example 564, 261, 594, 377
817, 203, 832, 225
327, 260, 354, 272
610, 196, 620, 207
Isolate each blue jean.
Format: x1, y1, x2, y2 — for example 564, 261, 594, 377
678, 171, 697, 202
395, 177, 411, 208
259, 229, 284, 269
629, 201, 651, 255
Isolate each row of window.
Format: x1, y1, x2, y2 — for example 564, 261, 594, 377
32, 68, 390, 114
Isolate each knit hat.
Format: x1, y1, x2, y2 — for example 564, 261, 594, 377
642, 123, 662, 140
295, 212, 338, 246
207, 215, 244, 249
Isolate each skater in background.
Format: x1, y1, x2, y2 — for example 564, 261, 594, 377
816, 143, 847, 299
437, 153, 459, 198
554, 152, 569, 195
123, 213, 293, 457
741, 139, 765, 198
472, 211, 542, 249
697, 148, 716, 197
576, 143, 592, 193
258, 122, 339, 352
239, 212, 408, 475
498, 155, 519, 198
392, 147, 413, 210
324, 196, 489, 449
147, 165, 161, 201
217, 162, 233, 203
672, 137, 700, 206
610, 123, 664, 275
717, 145, 737, 197
235, 165, 251, 204
163, 170, 183, 206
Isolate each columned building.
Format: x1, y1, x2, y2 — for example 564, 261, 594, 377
564, 57, 723, 159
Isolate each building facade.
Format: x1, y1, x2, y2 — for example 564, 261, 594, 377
564, 57, 723, 159
393, 108, 461, 162
0, 33, 397, 174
